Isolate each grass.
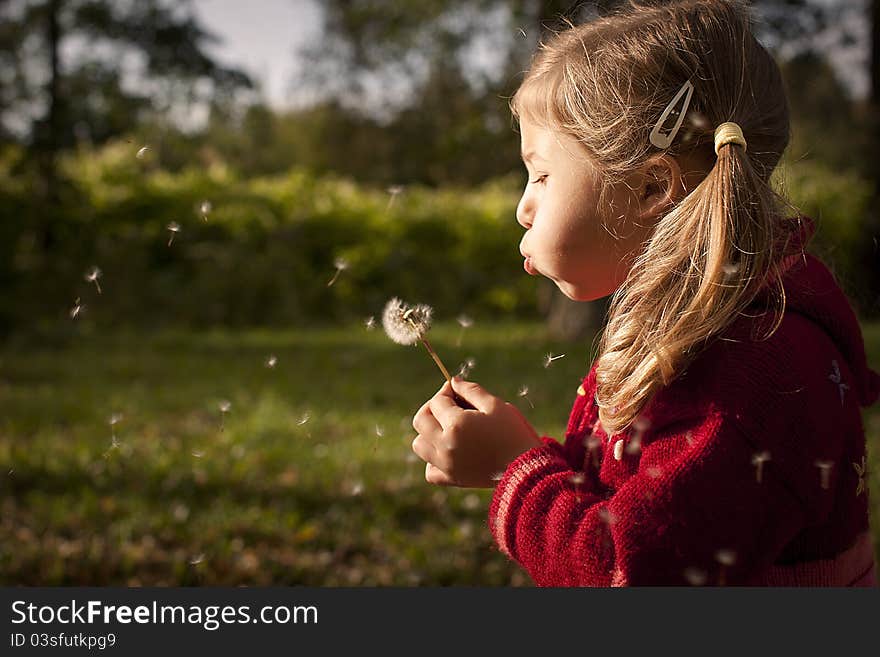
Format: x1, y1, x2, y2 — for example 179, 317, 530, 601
1, 320, 878, 586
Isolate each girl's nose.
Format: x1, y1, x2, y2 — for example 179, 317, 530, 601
516, 194, 533, 229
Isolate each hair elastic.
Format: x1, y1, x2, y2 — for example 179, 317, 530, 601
649, 79, 694, 149
713, 122, 747, 155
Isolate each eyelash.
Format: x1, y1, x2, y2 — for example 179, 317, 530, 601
529, 175, 548, 185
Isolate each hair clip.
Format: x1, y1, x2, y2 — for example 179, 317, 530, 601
649, 79, 694, 149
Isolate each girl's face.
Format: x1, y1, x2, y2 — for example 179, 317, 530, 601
516, 119, 668, 302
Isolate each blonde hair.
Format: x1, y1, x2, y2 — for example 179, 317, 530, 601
511, 0, 808, 436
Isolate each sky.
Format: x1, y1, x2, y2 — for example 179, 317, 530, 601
191, 0, 869, 110
192, 0, 323, 109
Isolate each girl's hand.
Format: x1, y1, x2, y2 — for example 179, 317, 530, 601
411, 377, 542, 488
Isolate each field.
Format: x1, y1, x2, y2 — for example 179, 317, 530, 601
1, 321, 878, 585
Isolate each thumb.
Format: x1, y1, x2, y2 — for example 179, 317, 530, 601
451, 376, 495, 413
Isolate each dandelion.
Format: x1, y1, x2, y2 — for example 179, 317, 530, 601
327, 256, 350, 287
265, 354, 278, 369
364, 316, 376, 330
751, 450, 771, 483
814, 459, 834, 490
455, 314, 474, 347
199, 200, 212, 221
543, 352, 565, 368
69, 297, 84, 319
166, 221, 181, 246
386, 184, 404, 210
297, 411, 311, 426
85, 266, 102, 294
218, 400, 231, 432
136, 145, 150, 159
382, 297, 455, 388
456, 357, 476, 379
517, 385, 534, 409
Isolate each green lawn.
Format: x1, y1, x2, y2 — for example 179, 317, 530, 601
1, 321, 878, 585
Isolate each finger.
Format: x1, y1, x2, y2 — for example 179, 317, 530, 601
411, 434, 438, 466
412, 399, 442, 435
429, 383, 465, 429
450, 376, 498, 414
425, 462, 455, 486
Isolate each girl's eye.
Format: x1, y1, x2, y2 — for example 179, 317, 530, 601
530, 175, 548, 185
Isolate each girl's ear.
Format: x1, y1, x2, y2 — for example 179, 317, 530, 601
636, 154, 685, 223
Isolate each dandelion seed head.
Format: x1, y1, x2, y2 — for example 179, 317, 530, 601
136, 146, 150, 159
218, 400, 231, 414
333, 256, 349, 271
109, 413, 123, 426
518, 385, 529, 397
85, 266, 102, 283
382, 297, 432, 345
167, 221, 181, 233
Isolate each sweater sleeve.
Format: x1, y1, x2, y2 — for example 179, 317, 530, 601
487, 413, 809, 586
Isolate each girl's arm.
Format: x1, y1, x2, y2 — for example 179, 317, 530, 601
488, 414, 810, 586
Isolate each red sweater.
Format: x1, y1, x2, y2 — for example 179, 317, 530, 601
488, 215, 880, 586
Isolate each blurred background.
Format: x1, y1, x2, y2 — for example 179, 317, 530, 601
0, 0, 878, 585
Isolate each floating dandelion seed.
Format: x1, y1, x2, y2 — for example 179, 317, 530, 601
455, 314, 474, 347
814, 459, 834, 490
199, 200, 212, 221
190, 553, 205, 565
543, 352, 565, 368
751, 450, 771, 483
490, 471, 504, 482
721, 262, 739, 277
828, 359, 850, 406
109, 413, 123, 447
517, 385, 534, 409
517, 27, 527, 38
166, 222, 181, 246
327, 256, 350, 287
456, 357, 476, 379
297, 411, 311, 426
85, 266, 102, 294
386, 184, 404, 210
373, 424, 384, 452
218, 400, 231, 432
364, 315, 376, 330
854, 455, 867, 496
136, 145, 150, 159
683, 567, 708, 586
382, 297, 461, 398
70, 297, 84, 319
265, 354, 278, 369
584, 435, 602, 469
715, 549, 737, 585
192, 449, 205, 458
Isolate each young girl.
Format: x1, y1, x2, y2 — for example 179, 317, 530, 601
410, 0, 879, 586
